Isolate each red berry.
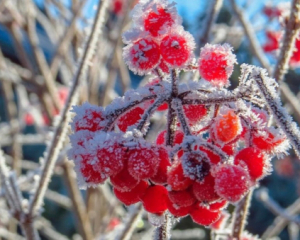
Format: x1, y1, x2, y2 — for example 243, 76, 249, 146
199, 146, 221, 165
114, 181, 149, 205
151, 147, 171, 185
156, 130, 184, 145
190, 205, 221, 226
252, 129, 286, 152
213, 165, 251, 202
214, 110, 242, 144
167, 161, 193, 191
142, 185, 168, 214
72, 103, 104, 132
123, 38, 161, 75
263, 31, 281, 53
110, 164, 140, 192
181, 152, 211, 181
167, 198, 192, 217
234, 147, 267, 181
183, 104, 207, 125
210, 211, 229, 230
144, 7, 174, 37
199, 43, 237, 87
192, 174, 220, 203
96, 141, 125, 177
117, 107, 145, 132
127, 146, 159, 180
80, 154, 107, 184
208, 200, 228, 212
158, 60, 170, 74
160, 30, 194, 67
168, 188, 197, 207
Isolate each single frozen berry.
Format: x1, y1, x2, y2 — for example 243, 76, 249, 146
71, 103, 104, 132
142, 185, 168, 214
234, 147, 267, 181
144, 7, 174, 37
127, 146, 160, 180
80, 154, 107, 184
114, 181, 149, 205
263, 31, 281, 53
151, 147, 171, 185
167, 161, 193, 191
213, 165, 251, 202
192, 174, 220, 203
110, 164, 140, 192
183, 104, 207, 125
167, 198, 192, 217
117, 107, 145, 132
96, 141, 125, 177
168, 188, 197, 207
214, 110, 242, 144
160, 31, 194, 67
208, 200, 228, 212
156, 130, 184, 146
199, 43, 237, 87
181, 152, 211, 181
252, 129, 286, 152
190, 205, 221, 226
123, 38, 161, 75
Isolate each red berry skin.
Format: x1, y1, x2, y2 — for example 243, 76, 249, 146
167, 198, 192, 217
167, 162, 193, 191
151, 147, 171, 185
156, 130, 184, 145
210, 211, 229, 230
199, 146, 221, 165
190, 205, 221, 226
168, 188, 197, 207
234, 147, 266, 181
110, 164, 140, 192
117, 107, 145, 132
127, 146, 159, 180
183, 104, 207, 125
96, 142, 125, 177
142, 186, 169, 214
80, 154, 107, 184
198, 43, 236, 87
72, 103, 104, 132
160, 34, 191, 67
208, 200, 228, 212
252, 130, 285, 152
213, 165, 251, 203
192, 174, 220, 203
144, 7, 174, 37
158, 60, 170, 74
123, 38, 161, 75
114, 181, 149, 206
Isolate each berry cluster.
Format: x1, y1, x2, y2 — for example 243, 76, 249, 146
68, 0, 289, 229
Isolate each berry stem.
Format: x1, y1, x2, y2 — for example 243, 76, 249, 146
172, 98, 191, 136
231, 190, 253, 239
153, 214, 171, 240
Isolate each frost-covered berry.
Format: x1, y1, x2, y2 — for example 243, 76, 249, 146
167, 198, 192, 217
151, 147, 171, 184
167, 161, 193, 191
190, 205, 221, 226
110, 164, 140, 192
198, 146, 221, 165
208, 200, 228, 212
156, 130, 184, 145
158, 60, 170, 74
168, 188, 196, 207
114, 180, 149, 205
183, 104, 207, 125
117, 106, 145, 132
199, 43, 237, 87
213, 165, 251, 202
144, 7, 174, 37
210, 211, 229, 230
80, 154, 107, 184
192, 174, 220, 203
142, 185, 168, 214
71, 102, 104, 132
127, 145, 160, 180
96, 141, 125, 177
160, 28, 195, 67
234, 147, 267, 181
123, 38, 161, 75
252, 129, 286, 152
182, 152, 211, 181
213, 110, 242, 144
